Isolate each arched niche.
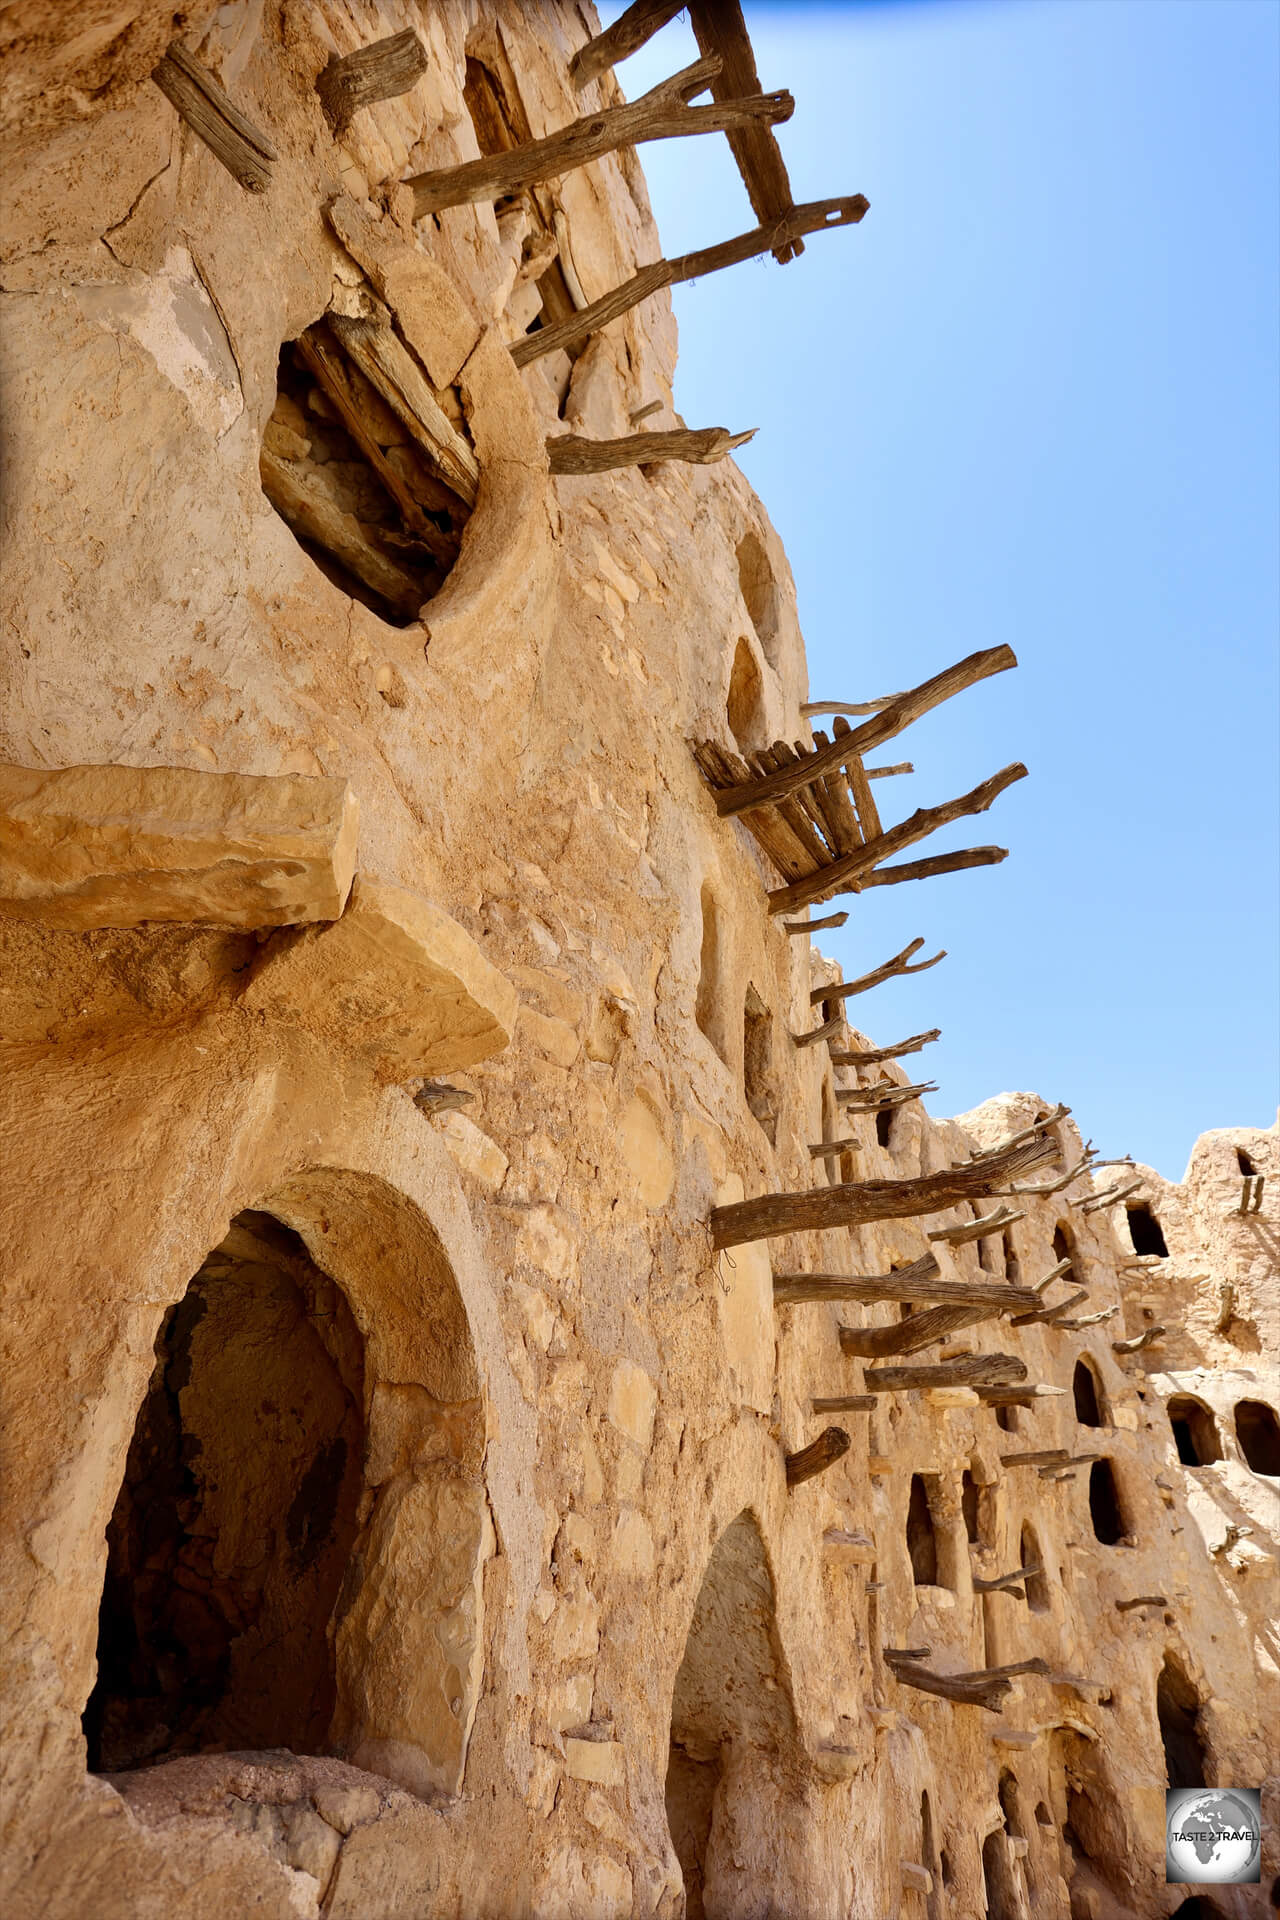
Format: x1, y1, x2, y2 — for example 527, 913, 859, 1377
726, 635, 767, 757
1167, 1395, 1222, 1467
1158, 1654, 1209, 1789
735, 530, 781, 667
1234, 1398, 1280, 1475
1072, 1355, 1108, 1428
85, 1168, 488, 1803
664, 1511, 800, 1920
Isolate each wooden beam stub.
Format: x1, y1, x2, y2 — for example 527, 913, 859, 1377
569, 0, 686, 89
316, 31, 429, 133
785, 1426, 851, 1489
547, 425, 755, 473
811, 938, 946, 1006
152, 42, 277, 192
862, 1353, 1027, 1394
782, 909, 849, 934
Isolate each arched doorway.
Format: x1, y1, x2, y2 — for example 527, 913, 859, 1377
1167, 1396, 1222, 1466
1158, 1655, 1208, 1788
84, 1211, 365, 1771
1235, 1399, 1280, 1474
1072, 1356, 1106, 1427
665, 1512, 799, 1919
85, 1171, 490, 1800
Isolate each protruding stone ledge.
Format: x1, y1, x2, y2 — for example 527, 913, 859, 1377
0, 761, 358, 929
243, 876, 519, 1079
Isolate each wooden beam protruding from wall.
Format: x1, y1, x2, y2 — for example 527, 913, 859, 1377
688, 0, 804, 260
151, 42, 277, 192
774, 1262, 1039, 1312
717, 646, 1017, 818
830, 1029, 941, 1069
810, 936, 946, 1007
838, 1301, 993, 1360
861, 1353, 1027, 1394
316, 31, 428, 133
1112, 1326, 1166, 1355
928, 1204, 1024, 1247
711, 1129, 1060, 1249
767, 763, 1028, 915
1078, 1177, 1144, 1215
409, 57, 792, 214
835, 1079, 937, 1112
785, 1426, 851, 1489
569, 0, 687, 88
973, 1564, 1043, 1594
547, 425, 755, 472
512, 193, 869, 365
783, 909, 849, 934
813, 1397, 877, 1416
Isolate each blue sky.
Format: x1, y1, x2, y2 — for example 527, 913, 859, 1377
599, 0, 1279, 1178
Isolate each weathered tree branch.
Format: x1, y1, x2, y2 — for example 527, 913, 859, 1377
810, 937, 946, 1007
801, 696, 903, 717
512, 193, 869, 364
861, 1354, 1027, 1394
326, 313, 479, 505
1115, 1595, 1167, 1612
151, 41, 277, 192
410, 58, 794, 214
1055, 1306, 1120, 1331
316, 31, 428, 133
808, 1137, 861, 1161
547, 425, 755, 472
1000, 1449, 1069, 1467
884, 1654, 1013, 1712
867, 761, 913, 780
717, 647, 1018, 818
1030, 1257, 1073, 1296
1112, 1326, 1166, 1355
569, 0, 686, 88
838, 1301, 994, 1359
829, 1029, 941, 1069
854, 847, 1009, 892
792, 1011, 845, 1050
711, 1131, 1059, 1248
784, 909, 849, 934
1078, 1177, 1144, 1215
785, 1426, 850, 1489
1009, 1289, 1089, 1327
835, 1079, 937, 1111
773, 1261, 1039, 1312
767, 763, 1028, 916
976, 1384, 1067, 1408
927, 1204, 1024, 1247
812, 1396, 877, 1415
973, 1564, 1043, 1594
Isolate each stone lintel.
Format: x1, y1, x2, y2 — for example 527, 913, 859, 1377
243, 875, 519, 1079
0, 761, 358, 929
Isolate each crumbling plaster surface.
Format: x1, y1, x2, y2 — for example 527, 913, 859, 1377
0, 4, 1276, 1917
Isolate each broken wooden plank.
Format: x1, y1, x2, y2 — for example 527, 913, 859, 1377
316, 30, 428, 133
570, 0, 687, 88
512, 193, 869, 365
547, 424, 755, 472
409, 57, 792, 214
716, 647, 1017, 817
1000, 1450, 1070, 1468
829, 1030, 941, 1070
767, 763, 1028, 916
688, 0, 802, 259
713, 1131, 1060, 1249
809, 1137, 861, 1161
976, 1384, 1068, 1408
151, 41, 277, 192
259, 448, 424, 617
862, 1354, 1027, 1394
884, 1655, 1012, 1712
783, 909, 849, 934
786, 1426, 850, 1489
834, 716, 883, 839
802, 696, 903, 718
791, 1012, 846, 1051
326, 312, 479, 506
867, 761, 913, 779
813, 1398, 877, 1416
807, 729, 864, 858
810, 937, 946, 1007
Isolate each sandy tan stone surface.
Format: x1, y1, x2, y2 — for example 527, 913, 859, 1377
1, 5, 1275, 1917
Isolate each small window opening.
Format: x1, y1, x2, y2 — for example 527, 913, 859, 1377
735, 530, 781, 666
961, 1470, 981, 1543
1034, 1802, 1052, 1827
1087, 1458, 1126, 1545
998, 1770, 1025, 1839
995, 1402, 1017, 1433
1234, 1399, 1280, 1475
261, 328, 473, 625
982, 1828, 1019, 1920
906, 1473, 938, 1585
1072, 1356, 1105, 1428
1126, 1204, 1168, 1257
1002, 1228, 1020, 1285
726, 637, 766, 757
695, 884, 730, 1064
1236, 1148, 1256, 1176
1158, 1656, 1208, 1787
977, 1229, 996, 1273
876, 1104, 894, 1150
1052, 1222, 1077, 1283
940, 1847, 954, 1887
83, 1212, 364, 1773
743, 985, 777, 1144
1167, 1396, 1221, 1467
1020, 1521, 1050, 1612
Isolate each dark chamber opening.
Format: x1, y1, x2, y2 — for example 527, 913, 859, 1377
876, 1106, 894, 1149
1073, 1357, 1104, 1427
1158, 1657, 1208, 1788
1168, 1396, 1222, 1467
1126, 1203, 1168, 1257
84, 1212, 364, 1773
1087, 1459, 1125, 1545
906, 1474, 937, 1585
1235, 1399, 1280, 1475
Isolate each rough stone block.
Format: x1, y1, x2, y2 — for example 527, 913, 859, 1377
563, 1738, 624, 1787
244, 876, 518, 1079
607, 1360, 657, 1450
0, 761, 358, 929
